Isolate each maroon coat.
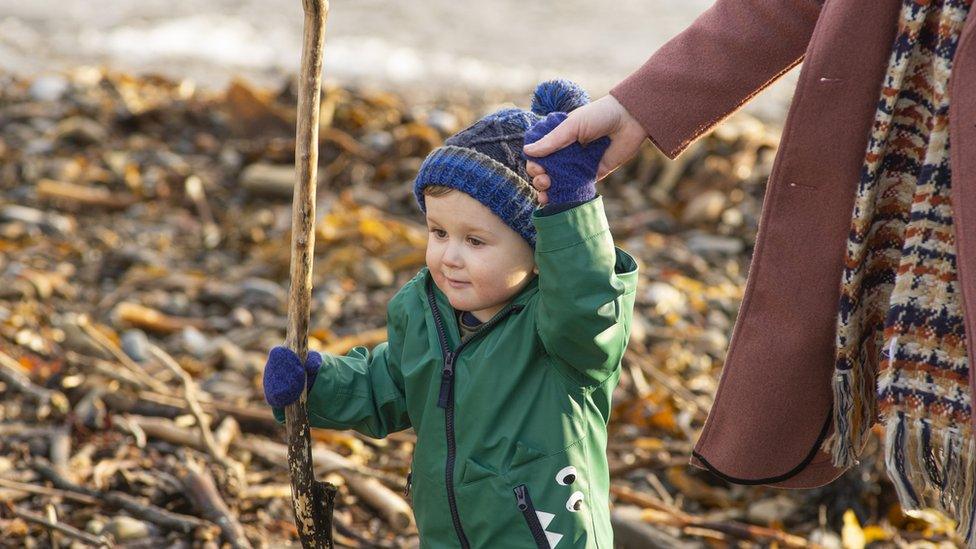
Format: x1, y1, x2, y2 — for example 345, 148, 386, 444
610, 0, 976, 488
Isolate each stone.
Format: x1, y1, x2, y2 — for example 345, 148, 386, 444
28, 75, 70, 102
240, 163, 295, 199
241, 278, 286, 309
102, 516, 156, 541
681, 190, 726, 225
645, 282, 687, 316
54, 116, 107, 145
120, 329, 150, 362
180, 326, 214, 359
686, 234, 745, 256
363, 258, 394, 288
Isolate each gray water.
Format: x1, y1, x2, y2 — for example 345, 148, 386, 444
0, 0, 800, 121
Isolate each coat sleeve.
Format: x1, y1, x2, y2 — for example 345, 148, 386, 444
273, 292, 411, 439
533, 197, 639, 385
610, 0, 825, 159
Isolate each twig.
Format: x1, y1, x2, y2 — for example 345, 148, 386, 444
31, 460, 216, 537
184, 175, 221, 249
237, 436, 413, 530
4, 503, 111, 547
110, 412, 411, 524
611, 485, 815, 547
50, 424, 71, 477
177, 458, 252, 549
0, 477, 100, 506
74, 315, 172, 395
626, 347, 710, 421
147, 343, 222, 461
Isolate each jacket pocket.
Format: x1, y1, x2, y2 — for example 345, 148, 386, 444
459, 456, 497, 486
513, 484, 553, 549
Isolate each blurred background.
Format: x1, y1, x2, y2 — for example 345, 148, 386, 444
0, 1, 954, 548
0, 0, 798, 120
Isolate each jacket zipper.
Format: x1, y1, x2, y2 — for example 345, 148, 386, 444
425, 277, 522, 549
513, 484, 551, 549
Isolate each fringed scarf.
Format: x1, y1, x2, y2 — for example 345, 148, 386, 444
823, 0, 975, 543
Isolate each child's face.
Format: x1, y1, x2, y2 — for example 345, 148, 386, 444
424, 191, 536, 322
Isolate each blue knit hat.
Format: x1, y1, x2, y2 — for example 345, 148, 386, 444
414, 79, 591, 247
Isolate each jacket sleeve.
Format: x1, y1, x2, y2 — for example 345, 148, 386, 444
273, 293, 411, 439
533, 197, 639, 385
610, 0, 825, 159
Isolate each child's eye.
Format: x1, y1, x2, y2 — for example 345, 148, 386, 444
467, 237, 484, 247
430, 228, 447, 239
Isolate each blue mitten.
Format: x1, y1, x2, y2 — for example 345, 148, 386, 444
523, 112, 611, 205
263, 346, 323, 408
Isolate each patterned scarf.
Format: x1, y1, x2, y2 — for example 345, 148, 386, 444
823, 0, 975, 543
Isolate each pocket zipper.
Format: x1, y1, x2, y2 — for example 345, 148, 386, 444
513, 484, 551, 549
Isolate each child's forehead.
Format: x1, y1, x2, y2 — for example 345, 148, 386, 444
424, 192, 501, 231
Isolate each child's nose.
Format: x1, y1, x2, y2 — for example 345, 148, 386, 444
442, 242, 464, 268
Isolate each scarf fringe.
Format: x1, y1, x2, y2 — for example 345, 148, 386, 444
882, 411, 976, 547
823, 367, 877, 468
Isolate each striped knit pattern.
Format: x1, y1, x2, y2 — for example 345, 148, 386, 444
823, 0, 974, 543
415, 145, 539, 246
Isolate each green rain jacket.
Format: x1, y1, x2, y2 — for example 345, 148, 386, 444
275, 197, 638, 548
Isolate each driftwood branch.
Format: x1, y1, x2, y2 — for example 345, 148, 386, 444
611, 485, 815, 547
147, 343, 223, 461
74, 314, 172, 395
31, 460, 217, 537
177, 458, 252, 549
111, 412, 411, 530
284, 1, 333, 548
3, 503, 111, 547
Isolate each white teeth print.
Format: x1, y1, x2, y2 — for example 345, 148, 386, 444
566, 491, 584, 512
555, 465, 577, 486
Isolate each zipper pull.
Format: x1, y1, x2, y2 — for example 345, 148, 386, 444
513, 484, 529, 511
403, 471, 413, 497
437, 351, 455, 409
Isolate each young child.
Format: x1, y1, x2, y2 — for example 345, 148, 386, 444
264, 79, 638, 548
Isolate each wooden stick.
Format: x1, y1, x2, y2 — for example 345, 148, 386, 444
285, 1, 333, 547
75, 315, 172, 395
147, 343, 223, 461
119, 413, 411, 530
49, 424, 72, 477
4, 503, 111, 547
237, 436, 413, 530
0, 477, 100, 505
31, 460, 216, 537
36, 178, 137, 210
610, 506, 692, 549
184, 175, 221, 249
611, 485, 814, 547
177, 459, 252, 549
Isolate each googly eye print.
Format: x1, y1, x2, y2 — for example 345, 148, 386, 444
566, 491, 584, 512
555, 466, 577, 486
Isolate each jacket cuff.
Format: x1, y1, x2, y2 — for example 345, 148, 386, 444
532, 196, 608, 253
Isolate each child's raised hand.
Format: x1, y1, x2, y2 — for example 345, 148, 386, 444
263, 346, 323, 408
523, 112, 611, 206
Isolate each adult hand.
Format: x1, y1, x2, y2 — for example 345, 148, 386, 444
523, 95, 646, 205
263, 346, 323, 408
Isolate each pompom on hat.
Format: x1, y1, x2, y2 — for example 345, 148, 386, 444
414, 79, 591, 247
